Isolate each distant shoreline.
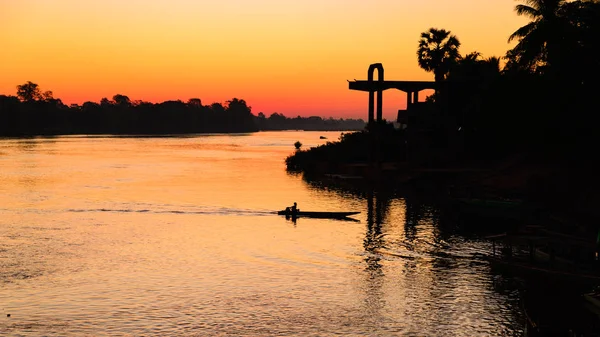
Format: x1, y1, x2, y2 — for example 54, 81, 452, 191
1, 88, 365, 137
0, 129, 361, 140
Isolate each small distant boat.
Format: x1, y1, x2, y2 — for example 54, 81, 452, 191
319, 136, 327, 139
277, 210, 360, 219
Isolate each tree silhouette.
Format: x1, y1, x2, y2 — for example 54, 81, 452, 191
100, 97, 112, 106
16, 81, 42, 102
226, 98, 250, 115
507, 0, 568, 73
486, 56, 501, 73
448, 52, 502, 82
210, 102, 225, 114
113, 94, 131, 107
559, 0, 600, 84
41, 90, 54, 101
463, 51, 481, 62
187, 98, 202, 107
417, 28, 461, 83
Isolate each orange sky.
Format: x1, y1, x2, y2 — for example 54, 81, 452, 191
0, 0, 527, 119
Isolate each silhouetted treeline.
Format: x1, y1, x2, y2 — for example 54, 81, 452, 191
0, 85, 258, 136
0, 83, 365, 136
254, 112, 365, 131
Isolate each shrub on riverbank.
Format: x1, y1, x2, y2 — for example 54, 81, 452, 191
285, 123, 406, 173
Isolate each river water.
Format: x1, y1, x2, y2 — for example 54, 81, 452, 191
0, 131, 526, 336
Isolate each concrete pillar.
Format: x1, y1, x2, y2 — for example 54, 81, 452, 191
407, 91, 413, 109
368, 91, 374, 124
414, 91, 419, 104
377, 89, 383, 123
376, 66, 383, 123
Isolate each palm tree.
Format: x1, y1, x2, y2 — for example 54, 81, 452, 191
448, 52, 502, 82
559, 0, 600, 83
507, 0, 567, 73
463, 51, 482, 62
485, 56, 501, 72
417, 28, 461, 83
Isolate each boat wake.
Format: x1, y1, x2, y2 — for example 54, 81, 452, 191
66, 206, 275, 217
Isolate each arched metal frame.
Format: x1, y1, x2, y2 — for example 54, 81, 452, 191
367, 63, 384, 125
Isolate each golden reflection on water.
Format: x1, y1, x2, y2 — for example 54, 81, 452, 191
0, 132, 523, 336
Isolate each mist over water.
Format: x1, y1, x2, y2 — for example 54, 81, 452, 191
0, 132, 523, 336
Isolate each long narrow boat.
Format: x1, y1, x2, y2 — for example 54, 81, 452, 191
277, 210, 360, 219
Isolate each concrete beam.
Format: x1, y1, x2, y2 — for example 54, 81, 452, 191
349, 80, 437, 93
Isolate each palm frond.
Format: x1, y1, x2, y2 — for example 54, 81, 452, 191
429, 28, 450, 44
522, 0, 542, 8
464, 52, 482, 61
486, 56, 501, 72
508, 21, 537, 42
538, 0, 564, 17
446, 35, 461, 48
515, 4, 540, 18
508, 30, 546, 71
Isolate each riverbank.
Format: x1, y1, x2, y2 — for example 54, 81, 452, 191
286, 130, 600, 231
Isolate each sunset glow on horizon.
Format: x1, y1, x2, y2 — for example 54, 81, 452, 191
1, 0, 527, 119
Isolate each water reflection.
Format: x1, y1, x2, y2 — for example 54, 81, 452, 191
0, 133, 569, 336
362, 188, 390, 325
13, 140, 42, 190
12, 138, 42, 152
404, 195, 420, 244
302, 175, 529, 335
1, 138, 61, 190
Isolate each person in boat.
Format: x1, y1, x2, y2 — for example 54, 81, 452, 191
289, 202, 298, 215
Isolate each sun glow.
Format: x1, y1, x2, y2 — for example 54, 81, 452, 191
0, 0, 527, 119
